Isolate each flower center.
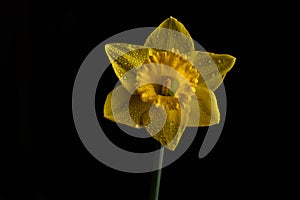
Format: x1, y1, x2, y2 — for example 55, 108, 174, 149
158, 76, 178, 96
136, 49, 199, 109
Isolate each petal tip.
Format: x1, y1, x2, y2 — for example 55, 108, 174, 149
227, 55, 236, 69
104, 43, 120, 55
104, 44, 110, 52
230, 55, 236, 63
168, 16, 178, 21
104, 43, 115, 59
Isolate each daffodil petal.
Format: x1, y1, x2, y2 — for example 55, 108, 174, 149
105, 43, 150, 92
187, 51, 236, 91
104, 85, 152, 127
187, 87, 220, 126
142, 103, 190, 151
144, 17, 194, 53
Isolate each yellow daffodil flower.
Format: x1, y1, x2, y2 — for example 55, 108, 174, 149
103, 17, 236, 151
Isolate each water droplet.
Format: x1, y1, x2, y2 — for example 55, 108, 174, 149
156, 35, 160, 38
208, 60, 212, 64
218, 59, 221, 63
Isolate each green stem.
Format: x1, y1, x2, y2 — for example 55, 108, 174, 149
150, 146, 164, 200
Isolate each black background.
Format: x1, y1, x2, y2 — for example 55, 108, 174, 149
4, 0, 292, 199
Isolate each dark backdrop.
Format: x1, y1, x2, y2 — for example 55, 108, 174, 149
4, 0, 289, 199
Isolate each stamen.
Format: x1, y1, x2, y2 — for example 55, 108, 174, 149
161, 77, 172, 96
136, 49, 200, 105
154, 96, 180, 110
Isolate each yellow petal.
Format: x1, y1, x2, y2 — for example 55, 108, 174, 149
105, 43, 150, 92
142, 102, 190, 151
187, 51, 236, 91
187, 87, 220, 126
104, 85, 152, 127
144, 17, 194, 53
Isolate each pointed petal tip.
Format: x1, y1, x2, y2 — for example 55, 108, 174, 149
104, 43, 110, 50
220, 53, 236, 69
145, 17, 194, 52
162, 16, 180, 25
230, 55, 236, 63
104, 43, 118, 63
158, 142, 177, 151
104, 43, 113, 55
104, 43, 118, 53
169, 16, 178, 21
228, 54, 236, 68
166, 145, 176, 151
104, 42, 123, 51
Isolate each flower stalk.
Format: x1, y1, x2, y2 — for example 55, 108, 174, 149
149, 146, 164, 200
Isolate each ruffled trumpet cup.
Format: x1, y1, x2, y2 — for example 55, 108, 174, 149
103, 17, 236, 151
